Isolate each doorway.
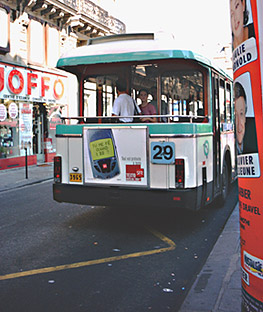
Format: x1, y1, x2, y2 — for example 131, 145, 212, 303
33, 103, 48, 163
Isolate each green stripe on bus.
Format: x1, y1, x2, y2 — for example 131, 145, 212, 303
56, 123, 212, 136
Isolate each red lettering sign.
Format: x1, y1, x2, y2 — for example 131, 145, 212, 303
0, 67, 4, 92
27, 73, 38, 95
126, 164, 144, 181
0, 64, 66, 102
8, 70, 24, 94
41, 76, 50, 97
53, 79, 64, 100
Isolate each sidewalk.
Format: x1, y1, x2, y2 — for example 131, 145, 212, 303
0, 163, 53, 192
179, 203, 241, 312
0, 164, 241, 311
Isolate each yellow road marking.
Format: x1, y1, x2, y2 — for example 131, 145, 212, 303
146, 226, 176, 248
0, 227, 176, 281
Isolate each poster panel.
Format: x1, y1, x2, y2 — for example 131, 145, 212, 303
83, 126, 148, 186
19, 103, 33, 156
230, 0, 263, 309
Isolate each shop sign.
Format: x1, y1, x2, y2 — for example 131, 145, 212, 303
8, 102, 18, 119
0, 103, 7, 121
0, 64, 67, 104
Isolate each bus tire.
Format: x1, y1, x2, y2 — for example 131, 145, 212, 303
219, 161, 229, 205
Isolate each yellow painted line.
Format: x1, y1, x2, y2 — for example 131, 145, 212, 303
0, 228, 176, 281
145, 226, 176, 248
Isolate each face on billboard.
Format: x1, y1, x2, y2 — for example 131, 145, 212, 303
235, 95, 246, 148
230, 0, 252, 49
230, 0, 246, 39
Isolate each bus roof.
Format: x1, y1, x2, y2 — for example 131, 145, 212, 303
57, 33, 231, 79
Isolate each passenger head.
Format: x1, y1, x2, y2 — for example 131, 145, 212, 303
116, 80, 127, 93
139, 88, 148, 96
138, 89, 148, 104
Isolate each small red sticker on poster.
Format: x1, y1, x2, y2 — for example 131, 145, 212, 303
126, 164, 144, 181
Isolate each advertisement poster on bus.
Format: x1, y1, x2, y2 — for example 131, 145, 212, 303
83, 127, 148, 186
230, 0, 263, 309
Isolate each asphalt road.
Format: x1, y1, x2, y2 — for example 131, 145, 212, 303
0, 180, 238, 312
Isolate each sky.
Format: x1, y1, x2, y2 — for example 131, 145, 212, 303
111, 0, 232, 59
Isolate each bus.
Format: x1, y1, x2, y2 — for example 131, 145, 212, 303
53, 33, 235, 211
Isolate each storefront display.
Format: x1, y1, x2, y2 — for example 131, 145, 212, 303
0, 62, 68, 169
0, 101, 19, 159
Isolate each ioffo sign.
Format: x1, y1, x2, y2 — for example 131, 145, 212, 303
0, 64, 67, 104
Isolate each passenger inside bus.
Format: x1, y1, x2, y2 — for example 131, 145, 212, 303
112, 80, 141, 123
138, 89, 157, 123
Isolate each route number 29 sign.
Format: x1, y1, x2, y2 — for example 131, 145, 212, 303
150, 142, 175, 164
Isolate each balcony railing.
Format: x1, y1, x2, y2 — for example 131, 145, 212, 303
57, 0, 125, 33
58, 0, 78, 8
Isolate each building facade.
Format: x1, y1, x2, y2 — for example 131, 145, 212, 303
0, 0, 125, 169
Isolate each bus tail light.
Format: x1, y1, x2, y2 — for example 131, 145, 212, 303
175, 159, 184, 188
54, 156, 62, 183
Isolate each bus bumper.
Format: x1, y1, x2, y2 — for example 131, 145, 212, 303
53, 183, 205, 211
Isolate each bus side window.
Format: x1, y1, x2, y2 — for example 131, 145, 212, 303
226, 83, 232, 124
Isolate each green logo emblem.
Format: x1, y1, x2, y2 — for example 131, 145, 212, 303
203, 140, 209, 158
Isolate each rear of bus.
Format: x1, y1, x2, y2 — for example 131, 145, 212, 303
53, 33, 235, 211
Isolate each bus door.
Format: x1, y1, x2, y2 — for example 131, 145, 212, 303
212, 73, 221, 196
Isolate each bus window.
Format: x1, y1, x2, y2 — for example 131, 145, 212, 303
219, 79, 225, 123
131, 64, 158, 95
131, 64, 163, 117
161, 71, 204, 121
219, 79, 233, 131
226, 83, 232, 124
83, 75, 117, 122
102, 83, 114, 117
84, 81, 97, 117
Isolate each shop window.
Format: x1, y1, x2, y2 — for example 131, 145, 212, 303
0, 101, 21, 159
46, 24, 60, 68
28, 18, 45, 65
47, 104, 65, 153
0, 6, 10, 54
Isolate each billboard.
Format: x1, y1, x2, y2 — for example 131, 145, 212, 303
230, 0, 263, 309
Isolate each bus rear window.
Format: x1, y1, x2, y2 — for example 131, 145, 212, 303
81, 66, 206, 124
161, 71, 204, 120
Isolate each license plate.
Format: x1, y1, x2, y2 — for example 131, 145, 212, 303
69, 173, 82, 182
